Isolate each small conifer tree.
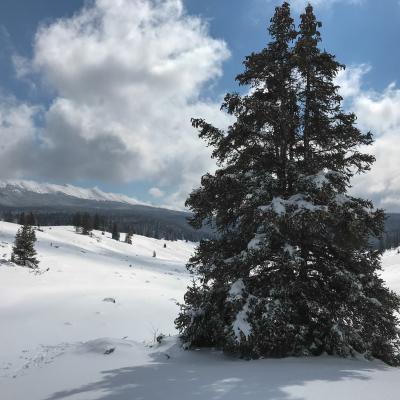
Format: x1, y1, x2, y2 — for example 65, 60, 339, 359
11, 224, 39, 268
125, 231, 133, 244
73, 212, 82, 233
26, 212, 36, 227
81, 213, 92, 235
93, 214, 101, 231
18, 212, 26, 226
112, 223, 120, 241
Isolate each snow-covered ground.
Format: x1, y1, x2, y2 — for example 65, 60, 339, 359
1, 221, 400, 399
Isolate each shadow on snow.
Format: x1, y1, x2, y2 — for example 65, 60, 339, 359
45, 346, 389, 400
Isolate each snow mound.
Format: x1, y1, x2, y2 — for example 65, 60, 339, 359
76, 338, 133, 355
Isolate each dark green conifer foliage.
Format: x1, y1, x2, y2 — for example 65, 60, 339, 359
125, 231, 133, 244
81, 213, 92, 235
176, 2, 400, 365
26, 212, 36, 227
112, 223, 120, 241
18, 212, 26, 226
11, 224, 39, 268
3, 211, 13, 223
93, 214, 101, 231
73, 212, 82, 233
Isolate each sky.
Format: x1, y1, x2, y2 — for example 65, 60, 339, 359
0, 0, 399, 210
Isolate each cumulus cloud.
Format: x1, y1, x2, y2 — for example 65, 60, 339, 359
337, 66, 400, 211
149, 187, 165, 198
3, 0, 230, 208
336, 64, 370, 98
3, 0, 397, 211
0, 96, 41, 179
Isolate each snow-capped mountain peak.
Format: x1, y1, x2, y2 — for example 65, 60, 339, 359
0, 179, 145, 206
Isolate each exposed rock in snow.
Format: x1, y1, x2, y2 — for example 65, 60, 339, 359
103, 297, 116, 303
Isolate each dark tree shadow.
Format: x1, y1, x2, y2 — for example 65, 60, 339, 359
45, 347, 390, 400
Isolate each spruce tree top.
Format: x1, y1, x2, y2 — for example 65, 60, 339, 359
177, 2, 400, 365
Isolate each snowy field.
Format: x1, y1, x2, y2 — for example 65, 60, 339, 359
1, 221, 400, 399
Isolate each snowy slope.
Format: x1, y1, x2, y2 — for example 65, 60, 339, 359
1, 221, 400, 400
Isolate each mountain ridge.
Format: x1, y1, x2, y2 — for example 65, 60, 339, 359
0, 179, 148, 207
0, 180, 212, 242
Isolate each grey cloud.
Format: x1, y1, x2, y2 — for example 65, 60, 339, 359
337, 67, 400, 212
1, 0, 231, 207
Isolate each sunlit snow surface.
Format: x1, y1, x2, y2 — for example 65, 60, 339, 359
1, 221, 400, 400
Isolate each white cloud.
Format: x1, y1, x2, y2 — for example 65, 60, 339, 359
0, 96, 41, 179
337, 66, 400, 211
353, 83, 400, 135
149, 187, 165, 198
4, 0, 393, 212
3, 0, 230, 208
336, 64, 370, 98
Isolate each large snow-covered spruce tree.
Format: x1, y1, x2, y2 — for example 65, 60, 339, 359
176, 3, 400, 364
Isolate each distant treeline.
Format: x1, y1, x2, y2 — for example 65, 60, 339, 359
4, 209, 399, 249
0, 209, 211, 242
378, 230, 400, 251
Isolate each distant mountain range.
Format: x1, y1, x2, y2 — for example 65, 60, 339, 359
1, 180, 399, 248
0, 180, 146, 208
0, 180, 212, 242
